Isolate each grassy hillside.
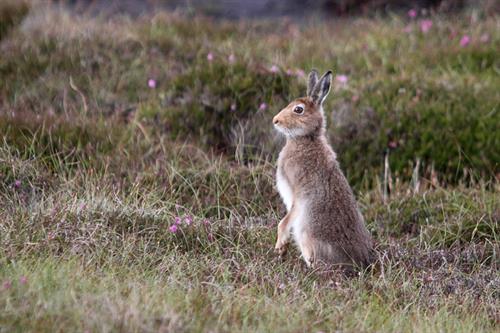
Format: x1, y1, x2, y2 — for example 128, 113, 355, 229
0, 3, 499, 333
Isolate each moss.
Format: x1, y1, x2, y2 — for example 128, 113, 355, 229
332, 76, 500, 185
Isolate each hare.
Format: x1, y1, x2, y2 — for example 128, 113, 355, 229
273, 69, 373, 269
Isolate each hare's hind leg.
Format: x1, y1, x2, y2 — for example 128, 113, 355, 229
297, 232, 315, 267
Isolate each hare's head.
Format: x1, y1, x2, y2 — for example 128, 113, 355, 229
273, 69, 332, 138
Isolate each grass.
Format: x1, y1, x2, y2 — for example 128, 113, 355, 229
1, 143, 498, 332
0, 2, 499, 333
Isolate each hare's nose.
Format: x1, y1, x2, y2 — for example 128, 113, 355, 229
273, 116, 280, 125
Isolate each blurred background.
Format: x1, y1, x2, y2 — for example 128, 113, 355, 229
1, 0, 498, 190
62, 0, 499, 18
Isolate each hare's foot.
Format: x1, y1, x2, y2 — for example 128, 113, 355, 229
298, 233, 315, 267
274, 239, 289, 256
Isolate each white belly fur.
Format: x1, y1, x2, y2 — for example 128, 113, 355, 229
291, 199, 308, 243
276, 168, 293, 211
276, 164, 311, 264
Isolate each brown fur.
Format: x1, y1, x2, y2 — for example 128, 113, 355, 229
273, 70, 374, 269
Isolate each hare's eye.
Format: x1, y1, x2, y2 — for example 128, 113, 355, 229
293, 106, 304, 114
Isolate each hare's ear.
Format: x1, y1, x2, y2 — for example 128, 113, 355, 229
310, 70, 332, 105
307, 69, 319, 97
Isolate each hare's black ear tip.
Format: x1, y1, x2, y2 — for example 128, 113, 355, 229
326, 70, 333, 76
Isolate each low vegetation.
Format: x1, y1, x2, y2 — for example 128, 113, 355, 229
0, 2, 498, 332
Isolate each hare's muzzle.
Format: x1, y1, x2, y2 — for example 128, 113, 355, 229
273, 115, 280, 125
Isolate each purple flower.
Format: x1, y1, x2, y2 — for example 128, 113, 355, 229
230, 103, 237, 112
78, 202, 86, 211
207, 52, 214, 62
480, 33, 489, 43
169, 224, 179, 233
14, 180, 21, 188
408, 9, 417, 18
336, 74, 348, 84
286, 69, 293, 76
203, 219, 210, 226
228, 54, 236, 64
259, 103, 267, 111
174, 216, 182, 225
184, 215, 193, 226
269, 65, 279, 73
403, 25, 412, 33
2, 280, 11, 290
295, 69, 305, 78
147, 79, 156, 89
19, 276, 28, 285
420, 20, 433, 33
459, 35, 471, 47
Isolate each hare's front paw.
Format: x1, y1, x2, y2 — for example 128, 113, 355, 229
274, 240, 289, 256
